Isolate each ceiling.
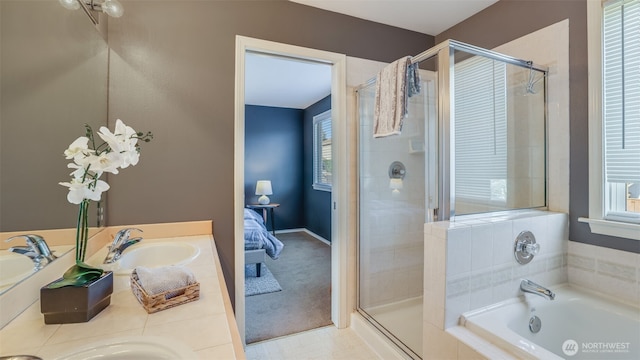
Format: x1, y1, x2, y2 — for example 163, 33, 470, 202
245, 52, 332, 109
290, 0, 499, 36
246, 0, 499, 109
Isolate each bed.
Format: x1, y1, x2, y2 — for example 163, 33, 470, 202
244, 208, 284, 277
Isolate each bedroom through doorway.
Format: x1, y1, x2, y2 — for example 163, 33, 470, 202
242, 50, 334, 344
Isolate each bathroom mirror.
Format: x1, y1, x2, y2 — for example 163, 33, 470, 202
452, 49, 546, 215
0, 0, 108, 293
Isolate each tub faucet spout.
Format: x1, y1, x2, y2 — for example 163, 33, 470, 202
520, 279, 555, 300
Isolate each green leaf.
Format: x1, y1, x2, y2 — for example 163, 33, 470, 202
46, 263, 104, 289
74, 260, 104, 273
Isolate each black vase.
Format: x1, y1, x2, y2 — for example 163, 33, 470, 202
40, 271, 113, 324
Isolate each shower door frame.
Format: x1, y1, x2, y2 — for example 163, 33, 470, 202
355, 39, 548, 359
414, 39, 549, 222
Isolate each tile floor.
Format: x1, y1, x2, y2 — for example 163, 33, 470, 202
245, 325, 382, 360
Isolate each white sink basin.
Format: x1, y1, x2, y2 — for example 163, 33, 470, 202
0, 251, 35, 289
107, 241, 200, 275
53, 336, 198, 359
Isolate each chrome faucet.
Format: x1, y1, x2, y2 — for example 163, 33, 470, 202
103, 227, 143, 264
5, 234, 57, 270
520, 279, 555, 300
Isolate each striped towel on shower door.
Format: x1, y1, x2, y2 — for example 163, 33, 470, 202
373, 56, 421, 138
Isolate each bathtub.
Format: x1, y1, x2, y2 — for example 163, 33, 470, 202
460, 285, 639, 359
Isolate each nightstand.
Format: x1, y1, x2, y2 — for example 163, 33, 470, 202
246, 203, 280, 236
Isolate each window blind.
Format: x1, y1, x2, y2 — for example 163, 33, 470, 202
604, 0, 640, 183
313, 110, 332, 190
454, 56, 507, 202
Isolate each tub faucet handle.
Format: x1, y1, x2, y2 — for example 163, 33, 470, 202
514, 230, 539, 264
524, 242, 540, 256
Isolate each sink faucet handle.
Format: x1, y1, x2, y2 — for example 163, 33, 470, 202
5, 234, 29, 244
112, 228, 143, 247
104, 228, 143, 264
5, 234, 56, 265
25, 234, 56, 261
113, 228, 143, 246
6, 235, 40, 254
8, 245, 40, 259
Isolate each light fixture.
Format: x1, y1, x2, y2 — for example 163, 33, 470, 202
91, 0, 124, 18
58, 0, 124, 18
255, 180, 273, 205
88, 0, 124, 17
59, 0, 81, 10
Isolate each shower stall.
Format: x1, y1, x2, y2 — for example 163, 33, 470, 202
356, 40, 547, 359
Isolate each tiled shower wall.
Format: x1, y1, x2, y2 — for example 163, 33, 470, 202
358, 75, 435, 309
568, 241, 640, 305
424, 210, 568, 329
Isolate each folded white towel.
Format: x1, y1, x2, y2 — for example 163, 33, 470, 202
134, 265, 197, 296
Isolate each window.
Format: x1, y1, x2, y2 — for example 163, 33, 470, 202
583, 0, 640, 239
313, 110, 332, 191
603, 0, 640, 221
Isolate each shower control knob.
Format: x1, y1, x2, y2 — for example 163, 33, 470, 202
514, 230, 539, 264
524, 243, 540, 256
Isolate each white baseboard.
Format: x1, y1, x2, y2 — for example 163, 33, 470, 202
275, 228, 331, 246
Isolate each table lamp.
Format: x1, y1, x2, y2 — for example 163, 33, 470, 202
255, 180, 273, 205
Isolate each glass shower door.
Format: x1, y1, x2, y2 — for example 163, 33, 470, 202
357, 73, 436, 359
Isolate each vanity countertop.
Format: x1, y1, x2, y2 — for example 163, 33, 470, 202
0, 235, 245, 359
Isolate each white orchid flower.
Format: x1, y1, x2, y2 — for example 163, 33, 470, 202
59, 178, 110, 204
59, 178, 91, 204
61, 120, 150, 206
67, 163, 91, 180
107, 119, 140, 168
64, 137, 91, 161
67, 162, 104, 181
86, 151, 122, 175
86, 180, 110, 202
121, 148, 140, 168
98, 119, 138, 154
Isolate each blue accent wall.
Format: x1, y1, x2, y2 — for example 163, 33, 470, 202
245, 105, 304, 230
245, 97, 332, 242
303, 96, 332, 241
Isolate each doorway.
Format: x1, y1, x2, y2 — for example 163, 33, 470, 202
234, 36, 349, 345
243, 52, 331, 343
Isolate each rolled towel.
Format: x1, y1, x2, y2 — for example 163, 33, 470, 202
134, 265, 197, 296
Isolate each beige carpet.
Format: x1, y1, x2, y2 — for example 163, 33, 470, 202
245, 231, 331, 344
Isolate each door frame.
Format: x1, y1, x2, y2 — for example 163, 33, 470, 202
234, 35, 349, 344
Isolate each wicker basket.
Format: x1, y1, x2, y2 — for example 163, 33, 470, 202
130, 269, 200, 314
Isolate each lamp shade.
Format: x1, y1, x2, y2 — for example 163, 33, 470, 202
255, 180, 273, 205
255, 180, 273, 195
